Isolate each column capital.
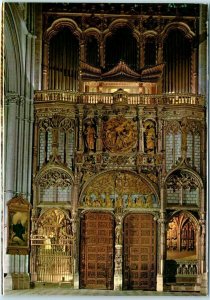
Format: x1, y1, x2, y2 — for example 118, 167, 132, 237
5, 93, 25, 105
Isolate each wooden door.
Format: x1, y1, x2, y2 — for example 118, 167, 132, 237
80, 212, 114, 289
123, 213, 157, 290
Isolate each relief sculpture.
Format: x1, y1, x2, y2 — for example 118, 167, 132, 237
103, 116, 137, 153
80, 171, 158, 208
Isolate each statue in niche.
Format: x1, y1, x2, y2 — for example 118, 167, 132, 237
144, 120, 156, 154
84, 119, 96, 152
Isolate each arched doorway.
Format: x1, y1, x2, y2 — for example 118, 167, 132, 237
80, 211, 114, 289
123, 213, 157, 290
166, 211, 198, 284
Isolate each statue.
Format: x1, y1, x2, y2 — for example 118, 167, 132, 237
144, 121, 156, 153
136, 195, 143, 207
105, 194, 113, 208
115, 195, 123, 208
127, 195, 133, 208
84, 120, 96, 151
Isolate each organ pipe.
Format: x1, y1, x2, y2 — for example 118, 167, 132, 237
105, 27, 138, 70
49, 28, 79, 91
163, 29, 192, 93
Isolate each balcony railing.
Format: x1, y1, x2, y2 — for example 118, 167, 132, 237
34, 90, 205, 106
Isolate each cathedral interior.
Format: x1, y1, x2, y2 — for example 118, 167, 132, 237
2, 2, 208, 295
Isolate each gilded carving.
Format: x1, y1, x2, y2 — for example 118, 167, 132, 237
83, 118, 96, 152
166, 170, 199, 191
39, 170, 72, 188
164, 120, 181, 134
39, 116, 74, 131
80, 171, 158, 208
103, 116, 137, 153
143, 120, 156, 154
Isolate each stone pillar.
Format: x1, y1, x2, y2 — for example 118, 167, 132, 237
137, 106, 144, 153
71, 179, 79, 289
157, 115, 163, 153
199, 218, 207, 295
77, 106, 84, 152
27, 34, 36, 199
5, 94, 19, 201
95, 111, 103, 151
200, 123, 206, 178
4, 94, 20, 289
114, 213, 123, 290
22, 33, 34, 197
156, 212, 166, 292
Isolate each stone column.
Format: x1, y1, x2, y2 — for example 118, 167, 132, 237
200, 123, 206, 178
16, 96, 24, 194
157, 114, 163, 153
156, 212, 166, 292
4, 94, 19, 201
22, 33, 33, 196
114, 213, 123, 290
27, 34, 36, 199
137, 106, 144, 153
71, 178, 79, 289
78, 107, 84, 152
95, 111, 103, 151
4, 94, 19, 289
199, 217, 207, 295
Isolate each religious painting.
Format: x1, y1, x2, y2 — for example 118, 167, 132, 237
7, 194, 31, 255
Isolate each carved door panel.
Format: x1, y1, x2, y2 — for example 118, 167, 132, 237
123, 213, 156, 290
80, 212, 114, 289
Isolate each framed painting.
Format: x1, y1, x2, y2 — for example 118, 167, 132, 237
7, 194, 31, 255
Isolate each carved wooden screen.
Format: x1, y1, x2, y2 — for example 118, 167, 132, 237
123, 213, 156, 290
80, 212, 114, 289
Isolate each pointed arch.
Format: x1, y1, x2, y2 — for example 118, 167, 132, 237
79, 170, 159, 209
164, 167, 204, 190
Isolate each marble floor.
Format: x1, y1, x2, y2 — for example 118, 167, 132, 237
3, 287, 204, 297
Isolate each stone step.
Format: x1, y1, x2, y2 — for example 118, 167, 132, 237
170, 284, 200, 292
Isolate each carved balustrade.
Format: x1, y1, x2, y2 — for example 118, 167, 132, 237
165, 260, 198, 283
34, 90, 205, 106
